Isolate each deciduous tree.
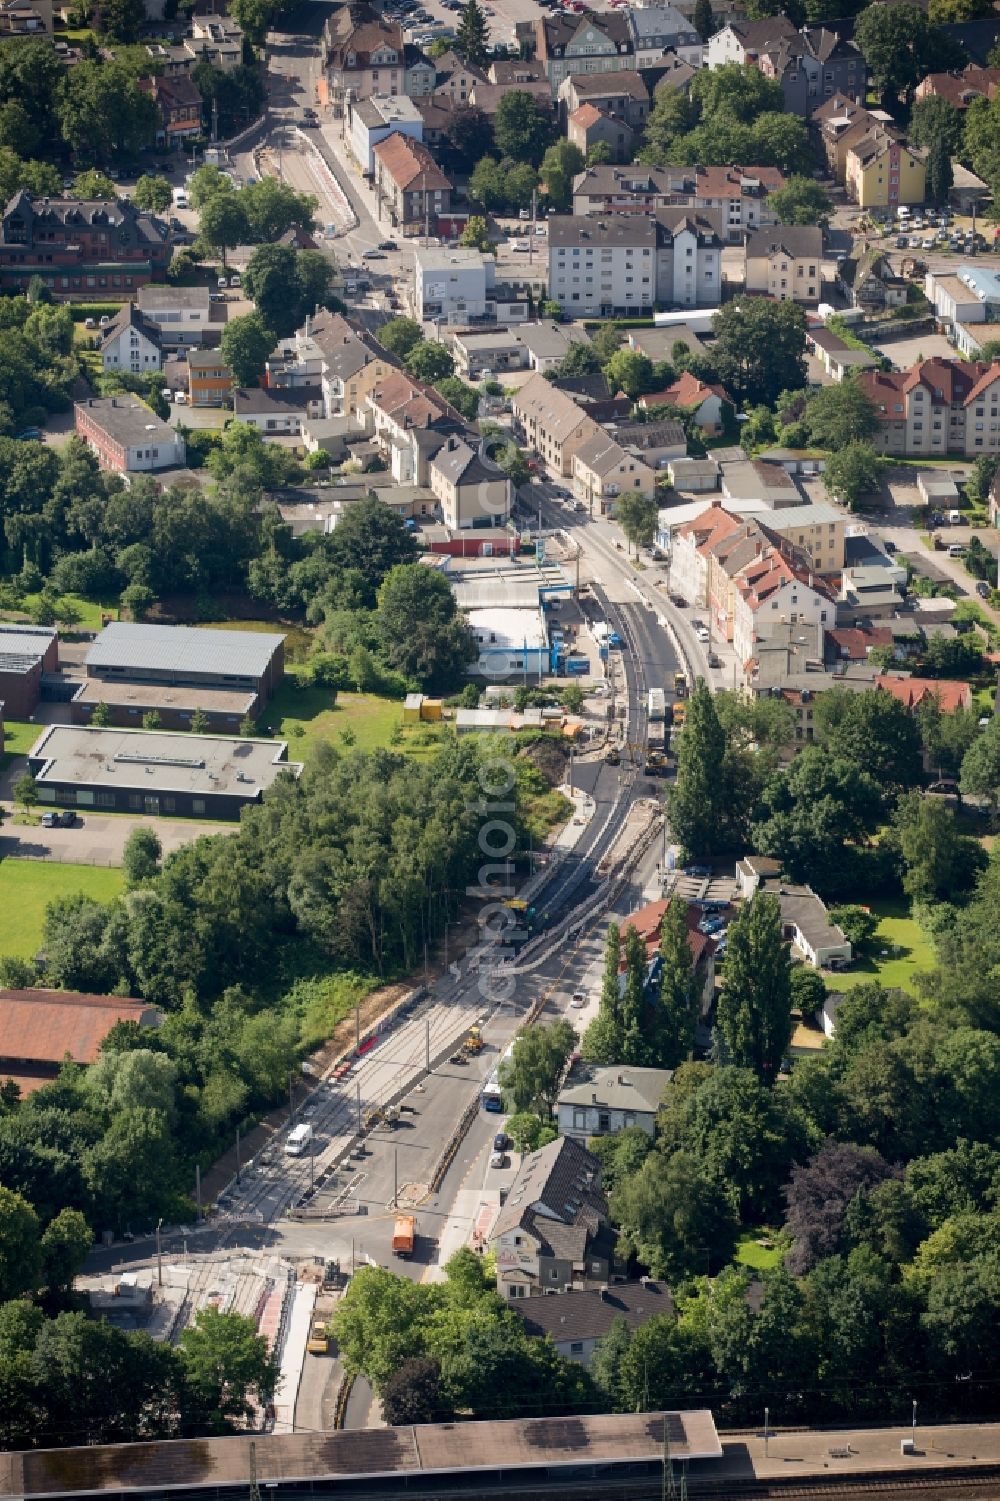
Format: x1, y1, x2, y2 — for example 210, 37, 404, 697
716, 892, 792, 1083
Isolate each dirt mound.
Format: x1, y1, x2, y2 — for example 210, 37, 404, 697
519, 736, 570, 786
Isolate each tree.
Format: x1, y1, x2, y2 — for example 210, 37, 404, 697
611, 1147, 738, 1279
241, 243, 301, 338
655, 898, 697, 1068
198, 191, 247, 268
604, 348, 656, 399
961, 714, 1000, 817
693, 0, 716, 37
469, 155, 506, 212
460, 215, 493, 254
667, 680, 727, 857
828, 903, 879, 951
0, 1186, 40, 1301
178, 1306, 279, 1433
926, 134, 953, 204
539, 139, 585, 212
769, 175, 833, 228
909, 94, 963, 156
58, 61, 160, 162
122, 826, 162, 888
379, 316, 424, 360
819, 686, 923, 793
618, 922, 649, 1064
893, 790, 985, 901
784, 1140, 897, 1274
324, 496, 418, 606
220, 312, 274, 389
552, 340, 602, 379
40, 1208, 92, 1294
965, 454, 999, 507
615, 492, 658, 552
189, 707, 209, 735
823, 440, 885, 509
435, 376, 480, 421
854, 2, 964, 104
73, 169, 118, 201
587, 140, 612, 165
805, 378, 878, 449
716, 891, 792, 1083
382, 1356, 445, 1425
12, 773, 37, 814
495, 443, 529, 489
584, 921, 623, 1063
498, 1019, 576, 1115
97, 0, 145, 42
240, 178, 316, 242
587, 1125, 653, 1191
494, 90, 553, 166
505, 1110, 557, 1153
376, 563, 476, 692
711, 298, 806, 408
455, 0, 490, 66
132, 174, 172, 214
752, 746, 882, 891
404, 340, 455, 384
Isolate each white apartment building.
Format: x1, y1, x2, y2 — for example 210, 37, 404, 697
414, 243, 491, 323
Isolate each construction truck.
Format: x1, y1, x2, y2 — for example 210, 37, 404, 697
672, 702, 687, 730
502, 897, 536, 930
645, 748, 667, 774
392, 1214, 416, 1259
307, 1321, 331, 1355
465, 1026, 484, 1054
605, 744, 621, 765
674, 671, 688, 699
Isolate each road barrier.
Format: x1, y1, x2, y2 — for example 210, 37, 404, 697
429, 1095, 481, 1196
331, 1371, 355, 1431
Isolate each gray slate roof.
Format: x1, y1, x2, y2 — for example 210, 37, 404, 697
514, 1279, 673, 1343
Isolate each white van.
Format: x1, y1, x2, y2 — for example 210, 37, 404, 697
948, 543, 965, 557
172, 188, 188, 209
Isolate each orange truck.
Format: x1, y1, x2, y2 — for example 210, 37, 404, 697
392, 1214, 416, 1259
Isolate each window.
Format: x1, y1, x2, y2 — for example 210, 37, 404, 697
192, 798, 206, 814
598, 1111, 611, 1131
570, 1341, 584, 1355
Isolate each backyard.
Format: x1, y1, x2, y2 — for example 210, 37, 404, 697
259, 678, 447, 760
822, 897, 936, 997
0, 858, 123, 959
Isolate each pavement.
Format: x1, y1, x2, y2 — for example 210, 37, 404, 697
0, 816, 234, 867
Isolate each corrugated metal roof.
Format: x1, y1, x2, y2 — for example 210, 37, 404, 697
86, 623, 284, 680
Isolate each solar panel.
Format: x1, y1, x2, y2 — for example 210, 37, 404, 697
522, 1417, 591, 1452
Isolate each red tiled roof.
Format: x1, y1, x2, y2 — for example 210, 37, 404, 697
826, 625, 893, 660
373, 132, 451, 192
874, 674, 972, 713
571, 103, 605, 129
659, 370, 732, 409
0, 989, 159, 1068
695, 163, 785, 199
621, 897, 715, 967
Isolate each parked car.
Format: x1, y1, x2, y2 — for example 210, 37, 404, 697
684, 863, 711, 878
493, 1132, 509, 1152
976, 580, 991, 598
696, 626, 710, 643
490, 1152, 508, 1169
15, 427, 42, 440
377, 239, 397, 250
570, 991, 587, 1008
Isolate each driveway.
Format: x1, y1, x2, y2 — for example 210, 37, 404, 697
0, 813, 234, 867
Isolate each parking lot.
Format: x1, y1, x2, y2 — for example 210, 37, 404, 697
0, 813, 234, 867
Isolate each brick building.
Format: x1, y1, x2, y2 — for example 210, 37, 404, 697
74, 397, 186, 474
0, 190, 171, 298
0, 624, 57, 717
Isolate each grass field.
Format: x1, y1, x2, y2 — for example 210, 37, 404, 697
0, 593, 118, 632
260, 680, 439, 759
734, 1230, 785, 1271
2, 721, 41, 757
822, 897, 936, 997
0, 859, 123, 959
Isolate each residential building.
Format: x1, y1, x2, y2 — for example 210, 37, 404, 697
755, 26, 867, 115
366, 369, 470, 483
567, 103, 634, 163
0, 0, 51, 37
642, 370, 732, 433
571, 162, 785, 243
858, 357, 1000, 456
190, 12, 243, 70
651, 49, 698, 92
0, 624, 57, 718
74, 397, 186, 474
28, 725, 303, 821
233, 385, 323, 436
488, 56, 546, 86
516, 319, 592, 372
428, 434, 512, 529
373, 133, 452, 232
732, 547, 837, 667
735, 857, 852, 969
571, 431, 656, 515
349, 93, 423, 174
874, 672, 973, 714
845, 130, 926, 208
915, 63, 1000, 107
100, 304, 163, 375
136, 285, 220, 351
704, 14, 798, 67
528, 9, 635, 94
490, 1135, 613, 1300
413, 243, 490, 323
744, 224, 827, 304
0, 191, 171, 298
626, 4, 702, 67
187, 347, 232, 407
620, 895, 718, 1013
513, 1280, 673, 1365
691, 163, 786, 241
149, 73, 203, 143
558, 70, 651, 129
512, 372, 601, 476
841, 246, 908, 311
450, 327, 528, 378
324, 9, 411, 106
0, 989, 161, 1097
434, 49, 488, 101
557, 1065, 672, 1143
547, 211, 720, 317
602, 417, 686, 468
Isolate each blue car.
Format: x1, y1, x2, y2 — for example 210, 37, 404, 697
684, 863, 711, 878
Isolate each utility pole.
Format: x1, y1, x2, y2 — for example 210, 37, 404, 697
528, 186, 537, 266
288, 1070, 295, 1123
425, 1016, 431, 1072
356, 1080, 362, 1135
195, 1165, 202, 1222
235, 1126, 241, 1186
355, 1001, 361, 1052
249, 1441, 261, 1501
393, 1145, 398, 1209
155, 1218, 163, 1288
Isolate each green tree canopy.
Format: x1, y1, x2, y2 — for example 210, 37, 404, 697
716, 892, 792, 1083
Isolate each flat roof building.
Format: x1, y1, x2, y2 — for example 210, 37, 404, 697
28, 725, 303, 821
85, 622, 284, 698
74, 397, 186, 475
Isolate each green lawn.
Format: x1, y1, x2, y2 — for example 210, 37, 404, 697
260, 680, 445, 760
734, 1230, 785, 1272
822, 897, 936, 997
0, 859, 123, 959
0, 594, 119, 632
2, 720, 42, 757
